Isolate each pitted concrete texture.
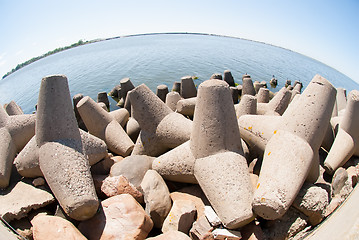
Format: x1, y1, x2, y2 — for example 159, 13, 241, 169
180, 76, 197, 99
5, 101, 23, 115
324, 90, 359, 174
253, 130, 314, 220
77, 96, 134, 156
223, 70, 235, 87
257, 87, 291, 115
36, 75, 99, 221
191, 79, 243, 159
242, 76, 256, 96
257, 88, 270, 103
0, 105, 35, 188
235, 95, 257, 119
129, 84, 192, 156
177, 97, 196, 117
165, 91, 182, 111
15, 130, 108, 178
156, 84, 169, 102
153, 141, 197, 184
195, 152, 254, 229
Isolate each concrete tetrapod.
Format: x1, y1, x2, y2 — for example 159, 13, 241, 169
242, 75, 256, 96
324, 90, 359, 174
0, 106, 35, 188
257, 87, 291, 115
180, 76, 197, 99
128, 84, 192, 157
14, 129, 108, 178
191, 79, 253, 229
5, 101, 24, 115
36, 75, 99, 221
252, 74, 336, 220
77, 96, 134, 156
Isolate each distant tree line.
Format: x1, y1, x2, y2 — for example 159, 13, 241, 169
2, 39, 99, 79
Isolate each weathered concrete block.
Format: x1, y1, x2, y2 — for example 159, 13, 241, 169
36, 75, 99, 221
77, 96, 134, 156
257, 87, 291, 115
235, 95, 257, 119
172, 81, 181, 92
97, 91, 110, 110
253, 75, 336, 220
191, 79, 253, 229
324, 90, 359, 174
129, 84, 192, 156
230, 86, 239, 104
210, 73, 222, 80
5, 101, 23, 115
157, 84, 169, 102
118, 77, 135, 107
242, 75, 256, 96
73, 93, 87, 130
126, 117, 141, 142
165, 91, 182, 111
14, 129, 108, 178
336, 87, 347, 111
177, 97, 196, 117
180, 76, 197, 99
257, 88, 270, 103
109, 108, 129, 127
224, 70, 235, 87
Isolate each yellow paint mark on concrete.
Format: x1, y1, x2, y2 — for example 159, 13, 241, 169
256, 183, 260, 189
268, 152, 271, 156
261, 197, 266, 203
248, 126, 252, 130
274, 130, 277, 134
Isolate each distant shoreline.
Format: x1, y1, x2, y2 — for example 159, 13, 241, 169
1, 32, 328, 80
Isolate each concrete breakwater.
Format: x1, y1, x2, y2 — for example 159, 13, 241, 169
0, 71, 358, 240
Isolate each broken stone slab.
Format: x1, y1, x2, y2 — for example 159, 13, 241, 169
14, 129, 108, 178
257, 88, 269, 103
5, 101, 23, 115
224, 70, 235, 87
78, 194, 153, 240
36, 75, 99, 221
234, 95, 257, 119
324, 90, 359, 174
141, 170, 172, 228
97, 91, 110, 110
110, 155, 153, 190
31, 215, 86, 240
292, 182, 329, 225
128, 84, 192, 156
77, 96, 134, 156
147, 230, 192, 240
212, 229, 242, 240
263, 207, 308, 240
189, 215, 214, 240
253, 75, 336, 220
170, 191, 206, 220
177, 97, 196, 117
180, 76, 197, 99
101, 175, 143, 203
242, 75, 256, 96
256, 87, 291, 116
204, 206, 222, 227
157, 84, 169, 102
191, 79, 254, 229
165, 91, 182, 111
0, 181, 55, 222
162, 199, 197, 234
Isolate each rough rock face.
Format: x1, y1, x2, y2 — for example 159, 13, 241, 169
147, 230, 192, 240
101, 175, 143, 203
31, 215, 87, 240
0, 181, 55, 222
78, 194, 153, 240
140, 170, 172, 228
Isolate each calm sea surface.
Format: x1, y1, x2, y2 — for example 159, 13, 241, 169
1, 33, 358, 114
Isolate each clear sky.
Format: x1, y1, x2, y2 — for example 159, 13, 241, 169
1, 0, 358, 83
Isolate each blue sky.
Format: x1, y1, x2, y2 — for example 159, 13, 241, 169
0, 0, 358, 82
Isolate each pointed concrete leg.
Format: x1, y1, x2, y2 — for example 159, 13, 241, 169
36, 75, 99, 221
0, 128, 16, 188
